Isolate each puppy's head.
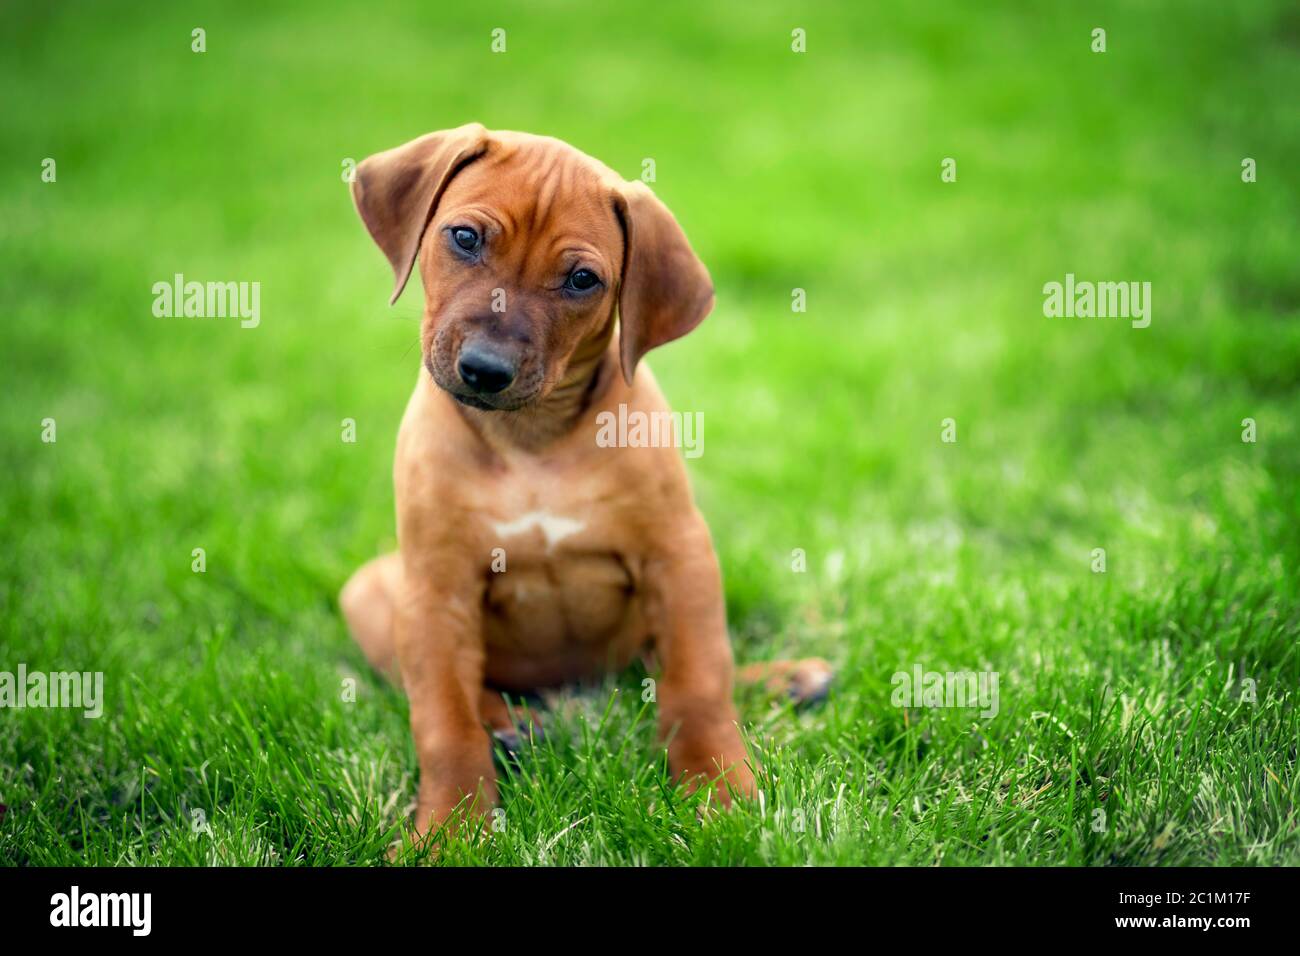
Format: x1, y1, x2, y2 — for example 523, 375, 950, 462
351, 124, 714, 410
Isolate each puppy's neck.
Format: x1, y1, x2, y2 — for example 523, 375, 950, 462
455, 319, 617, 454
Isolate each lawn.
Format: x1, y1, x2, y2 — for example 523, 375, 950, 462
1, 0, 1298, 866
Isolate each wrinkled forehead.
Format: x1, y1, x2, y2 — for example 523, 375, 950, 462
439, 137, 624, 248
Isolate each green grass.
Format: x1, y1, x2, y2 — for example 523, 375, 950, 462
2, 0, 1298, 865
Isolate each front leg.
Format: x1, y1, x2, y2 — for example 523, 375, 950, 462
396, 567, 497, 841
646, 515, 755, 806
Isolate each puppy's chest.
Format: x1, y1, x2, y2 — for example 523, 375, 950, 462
475, 465, 636, 565
482, 504, 634, 581
479, 498, 643, 646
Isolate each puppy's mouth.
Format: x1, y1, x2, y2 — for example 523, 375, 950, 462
451, 392, 501, 411
442, 381, 536, 413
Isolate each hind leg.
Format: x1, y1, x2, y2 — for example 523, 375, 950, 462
737, 658, 834, 705
339, 552, 405, 683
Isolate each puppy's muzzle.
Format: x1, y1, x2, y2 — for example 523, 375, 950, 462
457, 345, 516, 396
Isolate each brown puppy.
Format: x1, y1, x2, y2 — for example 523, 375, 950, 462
340, 124, 830, 840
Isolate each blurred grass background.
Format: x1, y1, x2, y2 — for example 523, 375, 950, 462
1, 0, 1298, 865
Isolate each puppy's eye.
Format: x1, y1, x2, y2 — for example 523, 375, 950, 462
565, 269, 601, 293
450, 227, 480, 254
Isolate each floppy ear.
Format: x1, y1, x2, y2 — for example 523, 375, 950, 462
351, 123, 490, 304
613, 180, 715, 384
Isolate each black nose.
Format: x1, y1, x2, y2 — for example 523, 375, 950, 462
457, 347, 515, 394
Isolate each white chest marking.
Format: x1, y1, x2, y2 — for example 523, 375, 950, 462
491, 511, 586, 550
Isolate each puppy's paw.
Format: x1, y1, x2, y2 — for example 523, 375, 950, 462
679, 759, 757, 812
740, 658, 834, 707
491, 717, 545, 769
391, 755, 499, 862
669, 727, 756, 810
785, 657, 834, 706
